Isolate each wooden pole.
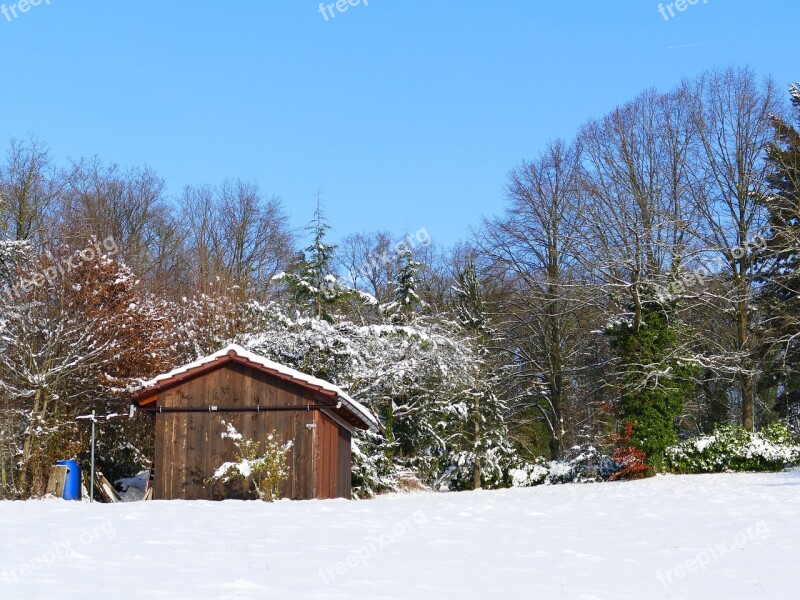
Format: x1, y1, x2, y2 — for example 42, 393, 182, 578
90, 411, 96, 503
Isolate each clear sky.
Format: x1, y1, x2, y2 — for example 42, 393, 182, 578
0, 0, 797, 248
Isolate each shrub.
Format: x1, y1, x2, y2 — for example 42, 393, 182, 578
206, 422, 293, 501
434, 444, 517, 492
509, 460, 550, 487
665, 423, 800, 474
351, 430, 399, 499
608, 422, 651, 481
509, 444, 617, 487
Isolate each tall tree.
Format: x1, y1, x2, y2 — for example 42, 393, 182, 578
481, 139, 586, 459
688, 67, 779, 430
452, 259, 507, 488
579, 86, 699, 460
755, 83, 800, 419
0, 137, 61, 245
389, 243, 423, 324
277, 198, 358, 321
60, 159, 187, 297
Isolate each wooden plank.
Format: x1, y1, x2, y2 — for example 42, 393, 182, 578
181, 377, 199, 500
157, 390, 171, 500
318, 413, 329, 499
46, 466, 69, 498
314, 411, 340, 499
228, 366, 251, 500
185, 410, 199, 499
339, 426, 351, 499
153, 393, 164, 499
95, 471, 121, 503
192, 371, 212, 500
205, 369, 225, 500
167, 385, 189, 500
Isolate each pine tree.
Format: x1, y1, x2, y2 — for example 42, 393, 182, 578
755, 83, 800, 418
452, 260, 509, 489
276, 199, 353, 321
389, 244, 423, 324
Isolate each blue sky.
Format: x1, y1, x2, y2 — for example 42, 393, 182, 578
0, 0, 797, 248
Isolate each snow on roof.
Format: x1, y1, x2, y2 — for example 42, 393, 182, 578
134, 344, 381, 433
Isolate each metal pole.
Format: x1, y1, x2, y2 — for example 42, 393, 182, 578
90, 410, 96, 503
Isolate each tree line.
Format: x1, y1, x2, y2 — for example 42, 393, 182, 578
1, 66, 799, 498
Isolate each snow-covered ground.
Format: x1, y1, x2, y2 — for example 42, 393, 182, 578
2, 471, 798, 599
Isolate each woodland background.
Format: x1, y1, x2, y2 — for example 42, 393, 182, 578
2, 66, 800, 499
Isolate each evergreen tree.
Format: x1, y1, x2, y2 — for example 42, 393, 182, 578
451, 260, 511, 489
755, 83, 800, 418
276, 200, 353, 321
607, 296, 698, 469
388, 243, 423, 324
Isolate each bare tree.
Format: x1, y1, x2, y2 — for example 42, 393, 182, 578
181, 180, 295, 301
579, 87, 698, 328
336, 230, 394, 304
0, 137, 62, 245
576, 86, 707, 461
687, 67, 780, 430
217, 180, 294, 300
480, 139, 587, 459
58, 158, 189, 295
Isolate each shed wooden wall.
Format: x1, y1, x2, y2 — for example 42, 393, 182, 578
152, 362, 352, 500
314, 410, 353, 499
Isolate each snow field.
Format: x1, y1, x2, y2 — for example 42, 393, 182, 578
1, 470, 798, 599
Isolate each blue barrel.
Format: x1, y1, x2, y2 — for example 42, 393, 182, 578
56, 459, 81, 501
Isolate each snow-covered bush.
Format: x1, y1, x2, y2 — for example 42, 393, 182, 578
241, 303, 512, 492
508, 461, 550, 487
552, 445, 618, 483
351, 430, 400, 499
665, 423, 800, 474
783, 411, 800, 444
434, 443, 516, 491
509, 445, 617, 487
0, 251, 181, 498
207, 422, 293, 502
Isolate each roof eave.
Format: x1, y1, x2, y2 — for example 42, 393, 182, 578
131, 352, 382, 434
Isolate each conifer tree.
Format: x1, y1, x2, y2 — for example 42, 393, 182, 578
453, 260, 509, 489
277, 199, 353, 321
607, 296, 698, 469
390, 244, 423, 324
755, 83, 800, 417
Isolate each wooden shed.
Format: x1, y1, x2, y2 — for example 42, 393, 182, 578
130, 344, 381, 501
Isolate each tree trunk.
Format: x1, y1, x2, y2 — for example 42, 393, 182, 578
384, 398, 394, 464
742, 375, 755, 431
22, 388, 42, 465
737, 280, 755, 430
473, 394, 481, 490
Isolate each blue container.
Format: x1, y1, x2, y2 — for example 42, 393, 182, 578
56, 459, 81, 501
